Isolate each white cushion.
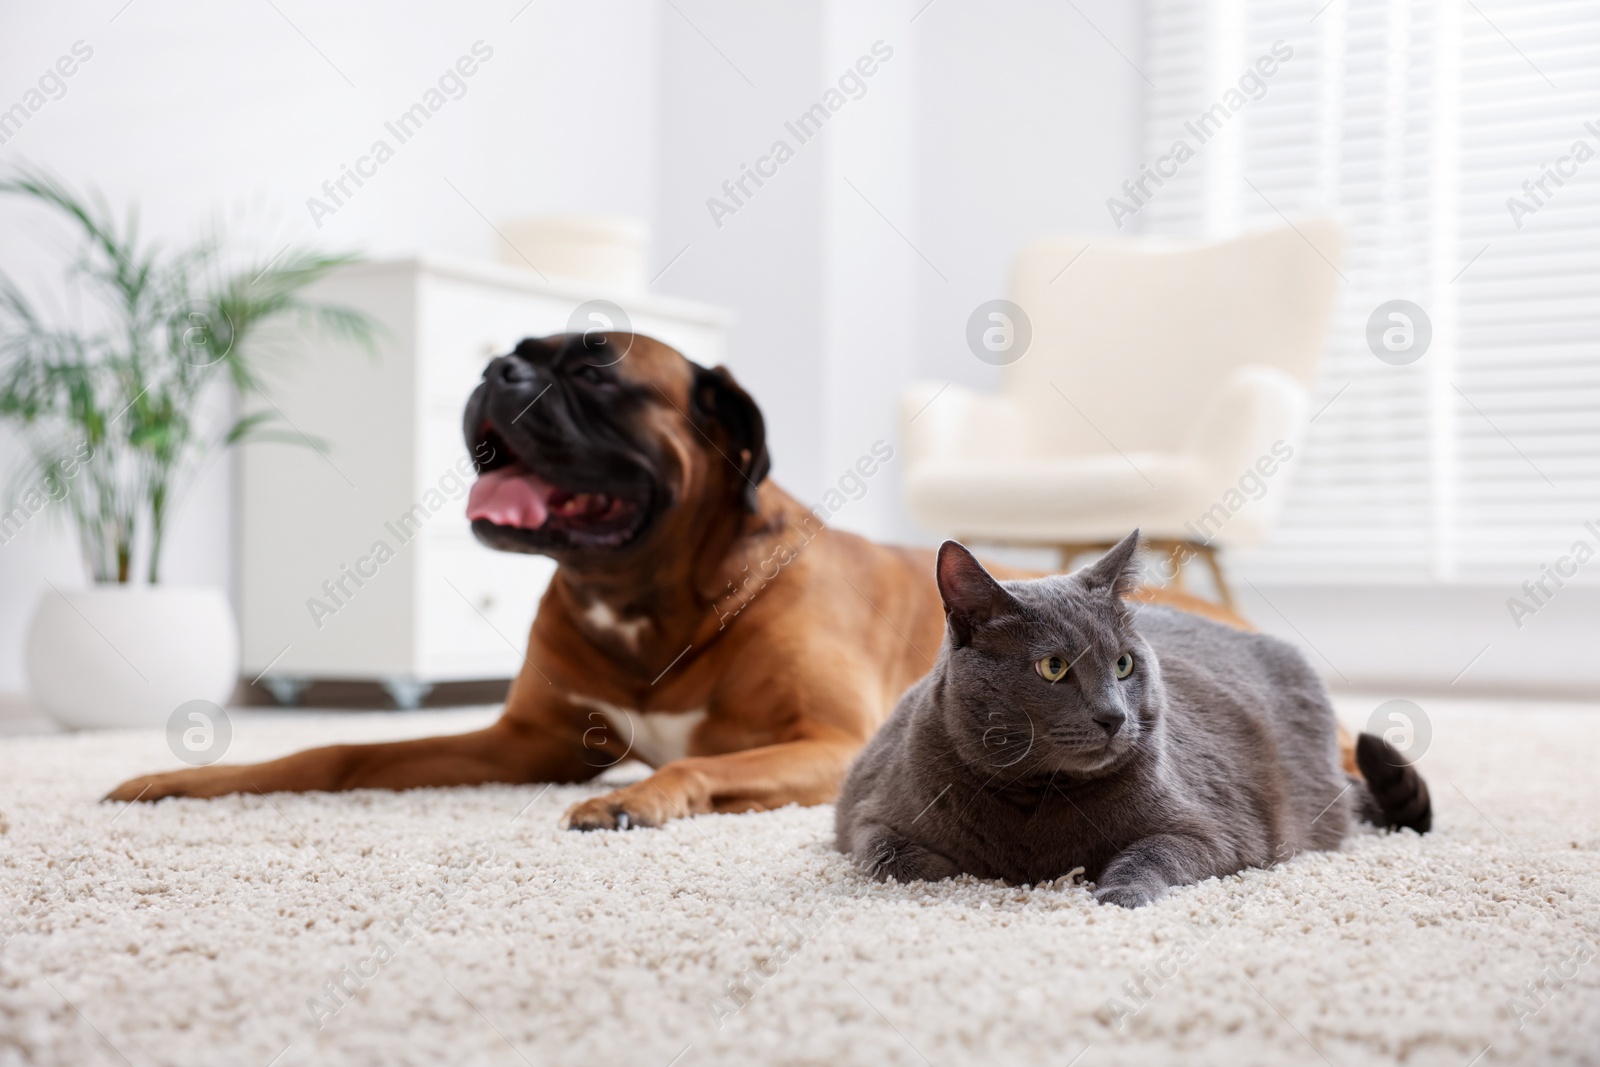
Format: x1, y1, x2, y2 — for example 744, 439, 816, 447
901, 224, 1342, 551
906, 452, 1211, 542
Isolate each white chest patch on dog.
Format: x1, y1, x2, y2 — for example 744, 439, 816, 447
569, 695, 706, 767
581, 600, 651, 652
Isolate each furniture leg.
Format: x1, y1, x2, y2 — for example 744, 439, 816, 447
1193, 542, 1237, 612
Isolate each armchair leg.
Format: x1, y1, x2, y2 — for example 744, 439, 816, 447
1192, 541, 1236, 613
1055, 538, 1237, 613
1163, 541, 1189, 590
1058, 542, 1114, 572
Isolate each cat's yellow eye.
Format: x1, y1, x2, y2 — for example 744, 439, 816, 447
1036, 654, 1069, 682
1115, 652, 1135, 680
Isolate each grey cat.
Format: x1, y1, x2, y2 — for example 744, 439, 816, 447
834, 531, 1430, 907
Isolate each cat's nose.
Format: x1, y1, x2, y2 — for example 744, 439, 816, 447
1092, 707, 1126, 736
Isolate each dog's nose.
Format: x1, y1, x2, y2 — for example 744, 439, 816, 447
489, 354, 538, 386
1092, 707, 1126, 736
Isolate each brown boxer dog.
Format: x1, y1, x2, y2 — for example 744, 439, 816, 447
107, 333, 1274, 827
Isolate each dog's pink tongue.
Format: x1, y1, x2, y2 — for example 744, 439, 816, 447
466, 467, 553, 529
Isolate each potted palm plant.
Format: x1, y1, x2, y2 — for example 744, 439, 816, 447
0, 168, 372, 729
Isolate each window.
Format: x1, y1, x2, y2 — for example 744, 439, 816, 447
1141, 0, 1600, 583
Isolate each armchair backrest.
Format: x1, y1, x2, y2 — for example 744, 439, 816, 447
1002, 221, 1344, 457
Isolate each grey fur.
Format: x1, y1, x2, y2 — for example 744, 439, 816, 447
834, 531, 1370, 908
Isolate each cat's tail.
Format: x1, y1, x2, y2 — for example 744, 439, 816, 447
1353, 732, 1432, 833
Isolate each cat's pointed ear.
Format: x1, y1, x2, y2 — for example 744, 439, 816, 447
936, 541, 1017, 646
1079, 529, 1143, 601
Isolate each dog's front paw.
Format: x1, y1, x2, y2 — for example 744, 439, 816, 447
560, 768, 708, 831
105, 766, 240, 802
561, 791, 653, 831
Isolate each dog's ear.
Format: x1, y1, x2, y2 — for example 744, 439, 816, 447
690, 364, 771, 512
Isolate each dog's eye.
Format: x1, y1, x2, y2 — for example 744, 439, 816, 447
1035, 654, 1069, 682
577, 365, 606, 384
1115, 652, 1134, 680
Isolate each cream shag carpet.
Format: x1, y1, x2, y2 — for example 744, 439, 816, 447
1, 698, 1598, 1067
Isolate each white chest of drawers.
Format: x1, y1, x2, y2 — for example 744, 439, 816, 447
238, 255, 729, 706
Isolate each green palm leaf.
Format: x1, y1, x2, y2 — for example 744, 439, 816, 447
0, 167, 374, 582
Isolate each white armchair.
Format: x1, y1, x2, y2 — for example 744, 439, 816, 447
903, 222, 1344, 605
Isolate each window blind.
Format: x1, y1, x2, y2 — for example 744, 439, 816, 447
1141, 0, 1600, 583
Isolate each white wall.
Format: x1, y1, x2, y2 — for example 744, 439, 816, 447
651, 0, 1147, 542
650, 1, 925, 536
910, 0, 1147, 391
651, 0, 830, 504
819, 2, 917, 542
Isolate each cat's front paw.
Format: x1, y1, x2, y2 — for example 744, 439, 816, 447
1092, 881, 1164, 908
854, 824, 960, 884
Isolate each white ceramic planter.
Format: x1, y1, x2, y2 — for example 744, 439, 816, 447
26, 585, 239, 731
